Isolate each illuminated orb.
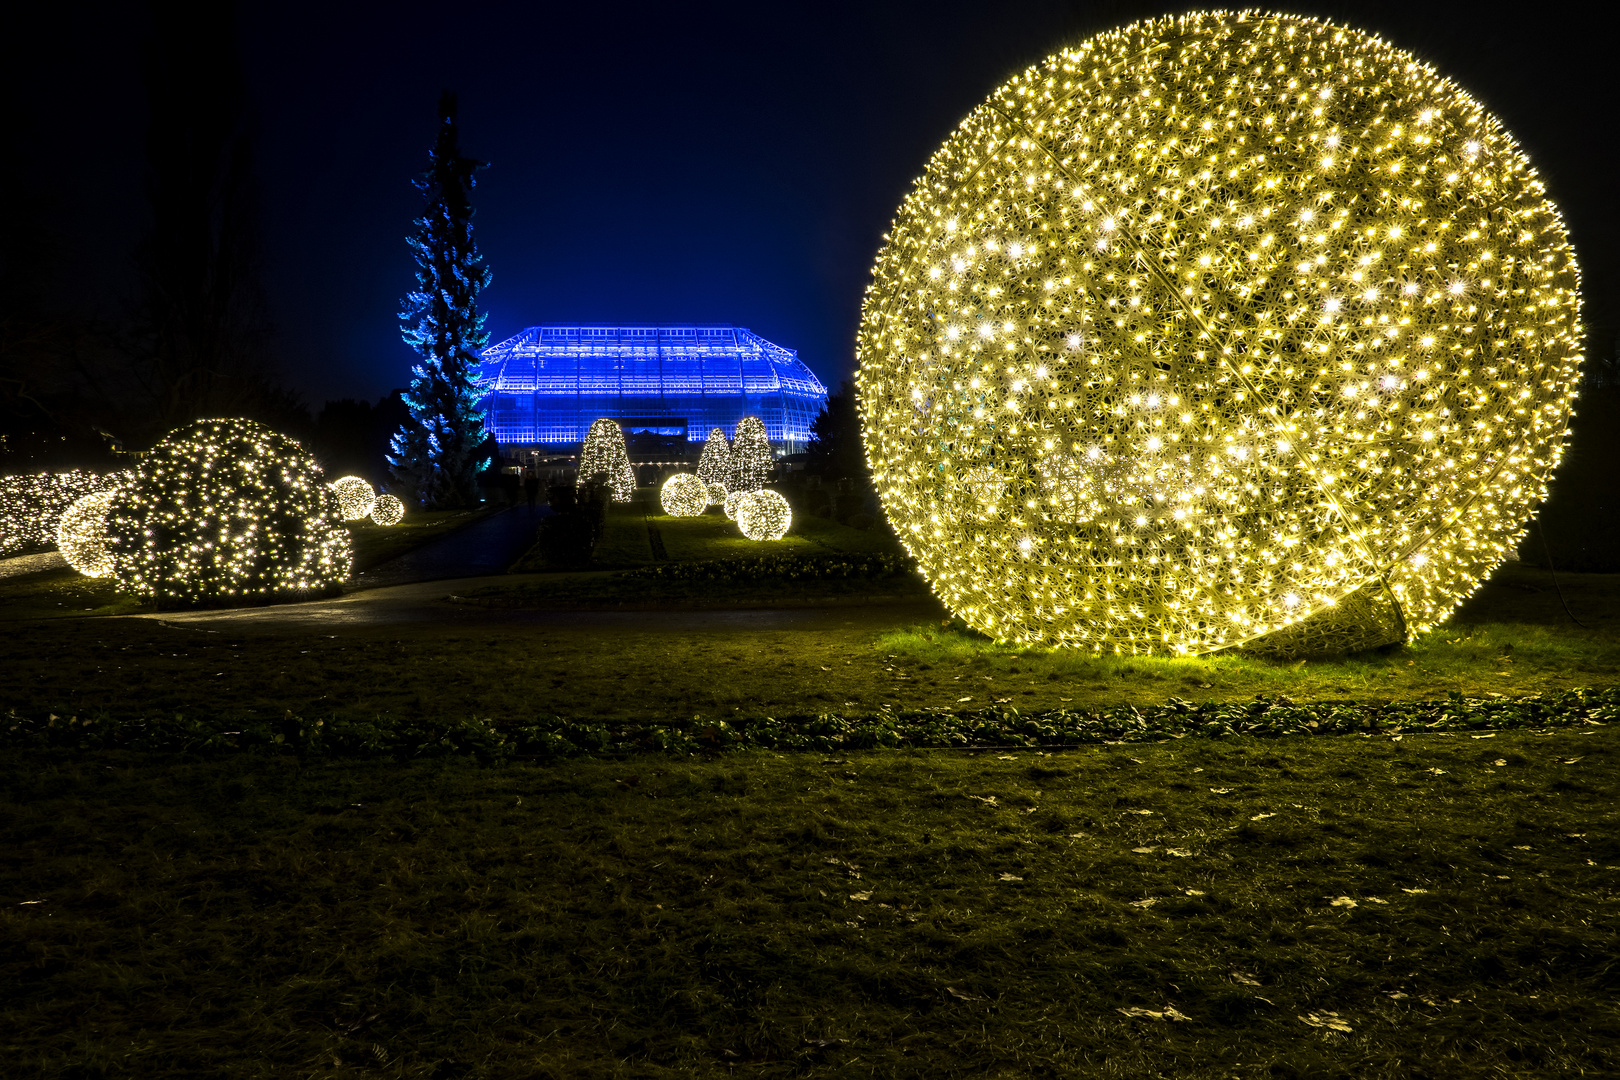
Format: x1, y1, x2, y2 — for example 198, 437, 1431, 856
56, 488, 119, 577
328, 476, 376, 521
705, 482, 727, 507
0, 469, 117, 557
857, 11, 1582, 657
577, 418, 636, 502
104, 418, 352, 604
723, 488, 759, 521
736, 490, 792, 541
660, 473, 708, 517
370, 493, 405, 526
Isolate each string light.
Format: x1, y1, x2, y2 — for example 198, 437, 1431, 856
735, 490, 792, 540
723, 489, 748, 521
328, 476, 376, 521
369, 494, 405, 526
857, 11, 1581, 656
728, 416, 775, 493
103, 418, 352, 604
56, 488, 120, 577
577, 418, 636, 502
660, 473, 709, 517
696, 427, 733, 501
0, 470, 117, 557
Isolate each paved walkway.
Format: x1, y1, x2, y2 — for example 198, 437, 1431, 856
348, 504, 550, 590
0, 551, 67, 579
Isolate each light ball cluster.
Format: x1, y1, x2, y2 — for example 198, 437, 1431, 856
660, 473, 709, 517
57, 488, 120, 577
577, 418, 636, 502
735, 490, 792, 541
328, 476, 376, 521
0, 469, 118, 557
857, 10, 1582, 655
369, 493, 405, 526
104, 418, 352, 604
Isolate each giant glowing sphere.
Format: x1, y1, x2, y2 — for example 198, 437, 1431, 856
660, 473, 708, 517
328, 476, 376, 521
857, 11, 1582, 656
57, 488, 119, 577
104, 418, 352, 604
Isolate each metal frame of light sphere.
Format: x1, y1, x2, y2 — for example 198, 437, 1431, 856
328, 476, 376, 521
57, 488, 120, 577
660, 473, 709, 517
736, 490, 792, 541
856, 10, 1582, 657
369, 493, 405, 526
104, 418, 352, 604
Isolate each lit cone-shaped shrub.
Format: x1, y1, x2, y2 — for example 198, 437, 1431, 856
736, 490, 792, 540
857, 11, 1582, 656
696, 428, 733, 501
105, 418, 352, 604
577, 418, 635, 502
728, 417, 774, 493
660, 473, 708, 517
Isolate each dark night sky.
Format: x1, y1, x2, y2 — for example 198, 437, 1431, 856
11, 0, 1620, 406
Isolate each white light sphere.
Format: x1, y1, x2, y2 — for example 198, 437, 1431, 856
736, 490, 792, 541
706, 481, 727, 507
328, 476, 376, 521
723, 488, 757, 521
856, 11, 1582, 657
369, 493, 405, 526
57, 488, 119, 577
660, 473, 708, 517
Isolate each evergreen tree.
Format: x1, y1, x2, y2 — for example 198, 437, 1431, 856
696, 426, 732, 496
577, 418, 635, 502
806, 380, 868, 480
390, 90, 491, 509
728, 416, 774, 492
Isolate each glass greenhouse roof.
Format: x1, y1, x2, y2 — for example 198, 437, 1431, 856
477, 324, 827, 450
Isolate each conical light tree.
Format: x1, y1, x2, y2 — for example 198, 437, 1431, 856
696, 427, 732, 501
390, 90, 491, 509
728, 417, 774, 493
577, 418, 635, 502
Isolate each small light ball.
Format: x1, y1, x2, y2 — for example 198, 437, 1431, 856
706, 482, 727, 507
723, 488, 756, 521
57, 488, 119, 577
735, 490, 792, 541
369, 493, 405, 526
660, 473, 708, 517
328, 476, 376, 521
858, 11, 1582, 656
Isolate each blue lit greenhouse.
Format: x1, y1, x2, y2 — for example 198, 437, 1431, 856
477, 325, 827, 453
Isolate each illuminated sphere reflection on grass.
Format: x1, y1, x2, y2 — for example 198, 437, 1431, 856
660, 473, 708, 517
857, 10, 1582, 656
105, 418, 352, 604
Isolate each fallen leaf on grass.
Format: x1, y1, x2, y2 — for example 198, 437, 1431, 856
1367, 897, 1389, 904
996, 754, 1016, 760
1231, 972, 1261, 986
945, 986, 985, 1002
1328, 896, 1358, 908
1209, 787, 1233, 794
1128, 898, 1159, 908
1118, 1005, 1189, 1021
849, 891, 871, 902
1132, 846, 1159, 854
1470, 733, 1497, 739
1059, 697, 1073, 702
1185, 888, 1206, 896
957, 696, 973, 703
966, 794, 999, 806
1125, 809, 1155, 816
1563, 758, 1583, 765
1494, 759, 1508, 767
997, 873, 1024, 882
1400, 887, 1429, 894
1250, 812, 1276, 821
1165, 848, 1193, 858
1384, 991, 1409, 1000
1429, 768, 1448, 775
1300, 1012, 1352, 1032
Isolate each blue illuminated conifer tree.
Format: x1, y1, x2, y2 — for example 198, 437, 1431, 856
389, 90, 491, 509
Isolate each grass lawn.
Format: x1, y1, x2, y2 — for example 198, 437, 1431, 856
3, 729, 1617, 1077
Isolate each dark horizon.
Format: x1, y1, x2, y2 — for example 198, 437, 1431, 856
10, 0, 1619, 412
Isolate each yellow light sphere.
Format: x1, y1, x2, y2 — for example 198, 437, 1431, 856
369, 493, 405, 526
857, 11, 1581, 656
57, 488, 119, 577
705, 481, 727, 507
659, 473, 708, 517
723, 488, 756, 521
736, 490, 792, 541
328, 476, 376, 521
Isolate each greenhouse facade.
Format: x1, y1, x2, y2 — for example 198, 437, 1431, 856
477, 324, 827, 452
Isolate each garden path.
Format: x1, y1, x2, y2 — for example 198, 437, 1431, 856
348, 504, 549, 590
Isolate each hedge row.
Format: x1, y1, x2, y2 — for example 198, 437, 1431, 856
4, 687, 1614, 762
623, 553, 915, 585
